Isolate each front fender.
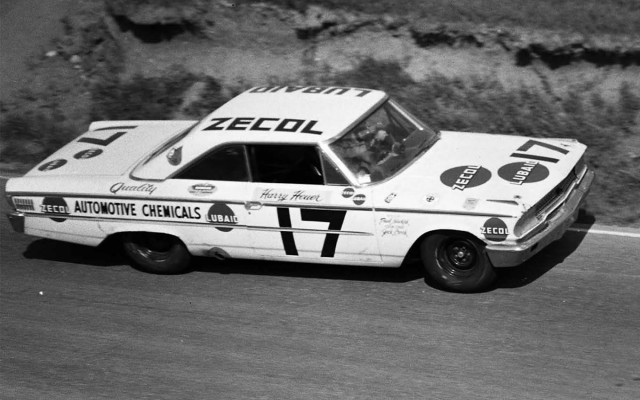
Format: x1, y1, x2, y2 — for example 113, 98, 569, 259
374, 209, 517, 266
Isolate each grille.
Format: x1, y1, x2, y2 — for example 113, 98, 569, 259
13, 197, 35, 211
534, 171, 576, 218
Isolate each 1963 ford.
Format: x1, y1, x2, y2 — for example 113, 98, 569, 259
5, 86, 593, 292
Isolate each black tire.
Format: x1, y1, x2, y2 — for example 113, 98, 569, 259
123, 232, 191, 274
420, 233, 496, 292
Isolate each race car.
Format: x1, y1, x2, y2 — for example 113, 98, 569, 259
5, 85, 594, 292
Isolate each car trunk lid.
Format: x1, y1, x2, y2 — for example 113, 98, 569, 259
23, 121, 196, 178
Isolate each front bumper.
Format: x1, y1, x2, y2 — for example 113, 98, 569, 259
486, 168, 595, 267
6, 212, 25, 233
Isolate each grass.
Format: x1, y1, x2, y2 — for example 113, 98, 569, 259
0, 66, 213, 165
0, 112, 78, 164
90, 66, 199, 120
181, 76, 232, 118
255, 0, 640, 36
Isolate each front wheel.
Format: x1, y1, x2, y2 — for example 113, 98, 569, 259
123, 232, 191, 274
420, 233, 496, 292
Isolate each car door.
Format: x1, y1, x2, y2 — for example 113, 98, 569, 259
245, 144, 381, 265
165, 144, 254, 259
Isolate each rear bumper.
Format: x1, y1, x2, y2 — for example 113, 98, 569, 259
6, 212, 25, 233
486, 168, 594, 267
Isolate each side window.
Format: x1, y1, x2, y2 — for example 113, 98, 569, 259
249, 145, 324, 185
174, 144, 248, 181
321, 152, 349, 185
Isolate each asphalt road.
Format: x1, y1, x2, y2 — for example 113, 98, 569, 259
1, 180, 639, 399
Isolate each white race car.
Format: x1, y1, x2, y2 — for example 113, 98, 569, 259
5, 86, 593, 292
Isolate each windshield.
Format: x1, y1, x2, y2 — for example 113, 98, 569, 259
329, 99, 438, 184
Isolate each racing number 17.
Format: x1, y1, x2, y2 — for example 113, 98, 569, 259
510, 139, 568, 163
77, 126, 137, 146
277, 208, 346, 257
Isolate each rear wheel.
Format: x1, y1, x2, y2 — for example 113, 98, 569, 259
420, 233, 496, 292
123, 232, 191, 274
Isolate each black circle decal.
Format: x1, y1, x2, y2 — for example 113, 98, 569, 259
498, 162, 549, 185
440, 165, 491, 191
38, 159, 67, 171
74, 149, 103, 159
206, 203, 238, 232
482, 218, 509, 242
41, 197, 70, 222
342, 188, 355, 198
353, 194, 366, 205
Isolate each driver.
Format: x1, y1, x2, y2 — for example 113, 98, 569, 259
337, 127, 372, 171
334, 121, 399, 183
367, 122, 395, 161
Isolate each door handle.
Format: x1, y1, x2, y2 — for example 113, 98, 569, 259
244, 201, 263, 210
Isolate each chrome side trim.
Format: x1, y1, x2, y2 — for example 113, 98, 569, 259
7, 192, 246, 206
17, 213, 371, 236
374, 207, 515, 218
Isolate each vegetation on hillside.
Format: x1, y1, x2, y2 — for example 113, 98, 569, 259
0, 66, 210, 164
0, 112, 78, 164
89, 66, 199, 120
257, 0, 640, 36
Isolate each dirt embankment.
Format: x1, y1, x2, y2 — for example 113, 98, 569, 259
2, 0, 639, 142
4, 1, 639, 104
108, 2, 640, 70
409, 22, 640, 69
96, 2, 640, 98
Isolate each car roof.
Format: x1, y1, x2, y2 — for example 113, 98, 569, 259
132, 86, 388, 180
184, 86, 388, 145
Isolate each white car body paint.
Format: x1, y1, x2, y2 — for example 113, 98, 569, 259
6, 86, 595, 269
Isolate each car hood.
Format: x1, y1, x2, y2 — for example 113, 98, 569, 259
23, 120, 196, 178
375, 131, 586, 215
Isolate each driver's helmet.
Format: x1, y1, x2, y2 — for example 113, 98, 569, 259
355, 121, 386, 142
